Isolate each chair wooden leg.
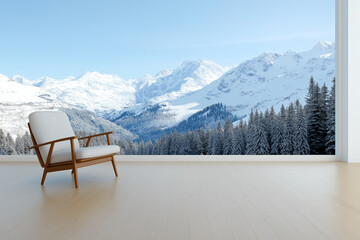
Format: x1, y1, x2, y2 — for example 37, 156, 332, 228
71, 169, 74, 174
73, 167, 78, 188
70, 139, 78, 188
111, 157, 118, 177
41, 169, 47, 185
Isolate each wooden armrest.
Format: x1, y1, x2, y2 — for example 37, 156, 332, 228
78, 131, 114, 140
78, 131, 114, 147
29, 136, 78, 149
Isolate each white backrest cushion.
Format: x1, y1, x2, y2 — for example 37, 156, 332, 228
29, 111, 79, 164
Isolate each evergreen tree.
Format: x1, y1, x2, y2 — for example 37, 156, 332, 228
0, 129, 7, 155
207, 129, 215, 155
232, 119, 245, 155
189, 131, 202, 155
198, 127, 208, 155
5, 133, 16, 155
280, 104, 286, 125
246, 111, 256, 154
159, 135, 169, 155
128, 139, 137, 155
253, 113, 269, 155
145, 140, 153, 155
152, 139, 160, 155
268, 107, 276, 148
271, 115, 283, 155
15, 136, 25, 155
326, 78, 336, 154
138, 140, 145, 155
305, 76, 315, 116
169, 130, 180, 155
307, 82, 326, 154
263, 109, 272, 148
318, 83, 329, 153
23, 132, 33, 154
281, 103, 296, 155
223, 118, 234, 155
240, 120, 247, 154
232, 127, 242, 155
294, 105, 310, 154
211, 122, 224, 155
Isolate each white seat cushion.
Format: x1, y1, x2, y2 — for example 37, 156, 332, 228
50, 145, 120, 164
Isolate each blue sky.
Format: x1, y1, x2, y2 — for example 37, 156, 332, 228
0, 0, 335, 80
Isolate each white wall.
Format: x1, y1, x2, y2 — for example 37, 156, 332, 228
340, 0, 360, 162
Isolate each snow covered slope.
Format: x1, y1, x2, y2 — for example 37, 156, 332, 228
0, 74, 66, 138
135, 59, 230, 103
104, 60, 231, 133
0, 74, 135, 139
30, 72, 136, 113
6, 41, 335, 140
106, 41, 335, 138
12, 60, 229, 115
172, 41, 335, 118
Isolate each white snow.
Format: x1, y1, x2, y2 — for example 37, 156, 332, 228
2, 41, 335, 137
33, 71, 137, 113
168, 41, 335, 121
0, 74, 70, 138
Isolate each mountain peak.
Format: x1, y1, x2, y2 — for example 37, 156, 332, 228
77, 71, 127, 84
179, 59, 217, 69
80, 71, 103, 78
175, 59, 225, 78
312, 41, 334, 51
155, 70, 172, 79
180, 59, 202, 68
32, 76, 57, 87
11, 75, 31, 84
257, 52, 281, 64
63, 75, 76, 81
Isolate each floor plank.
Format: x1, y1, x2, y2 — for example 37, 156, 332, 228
0, 161, 360, 240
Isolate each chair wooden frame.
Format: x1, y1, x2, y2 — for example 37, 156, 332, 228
28, 123, 118, 188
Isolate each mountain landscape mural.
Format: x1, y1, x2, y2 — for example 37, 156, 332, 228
0, 41, 335, 155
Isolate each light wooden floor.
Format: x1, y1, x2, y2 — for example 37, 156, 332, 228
1, 161, 360, 240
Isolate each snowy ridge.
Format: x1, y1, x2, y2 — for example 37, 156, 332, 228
11, 60, 228, 114
135, 59, 229, 104
3, 41, 335, 140
106, 41, 335, 137
12, 72, 137, 113
0, 74, 135, 139
171, 41, 335, 119
37, 72, 137, 113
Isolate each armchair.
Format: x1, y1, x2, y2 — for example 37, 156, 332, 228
28, 111, 120, 188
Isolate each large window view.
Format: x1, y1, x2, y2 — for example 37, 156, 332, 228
0, 1, 335, 155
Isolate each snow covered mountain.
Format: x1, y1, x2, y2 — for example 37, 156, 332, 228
172, 41, 335, 117
106, 41, 335, 138
11, 60, 229, 115
14, 72, 137, 113
0, 74, 135, 140
135, 59, 230, 103
0, 74, 65, 138
103, 59, 231, 135
5, 41, 335, 141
